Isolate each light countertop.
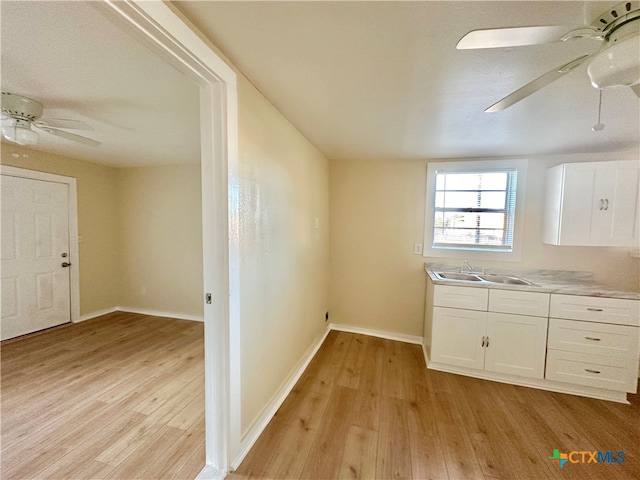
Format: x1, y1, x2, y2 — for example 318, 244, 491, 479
425, 263, 640, 301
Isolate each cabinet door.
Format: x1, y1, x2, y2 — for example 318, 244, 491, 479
605, 161, 640, 246
484, 313, 548, 379
431, 307, 486, 370
557, 162, 599, 246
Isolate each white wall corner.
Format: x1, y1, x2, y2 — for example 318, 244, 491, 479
195, 464, 227, 480
116, 307, 204, 322
422, 341, 430, 369
76, 307, 120, 323
329, 323, 423, 345
77, 307, 204, 323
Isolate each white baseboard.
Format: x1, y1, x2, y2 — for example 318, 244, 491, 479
116, 307, 204, 322
75, 306, 203, 323
422, 341, 430, 368
427, 361, 630, 404
231, 325, 331, 470
329, 323, 423, 345
76, 307, 119, 323
195, 464, 226, 480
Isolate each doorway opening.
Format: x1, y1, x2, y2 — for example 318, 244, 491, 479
102, 1, 240, 475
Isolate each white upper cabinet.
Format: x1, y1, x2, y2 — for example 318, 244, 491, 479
543, 160, 640, 246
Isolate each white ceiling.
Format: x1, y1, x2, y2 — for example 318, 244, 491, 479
1, 1, 200, 167
1, 2, 638, 166
175, 0, 640, 160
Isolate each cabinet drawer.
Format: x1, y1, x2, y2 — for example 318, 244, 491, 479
548, 318, 640, 359
545, 350, 638, 393
550, 295, 640, 326
489, 289, 550, 317
433, 285, 488, 311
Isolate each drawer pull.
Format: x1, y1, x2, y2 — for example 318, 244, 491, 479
584, 369, 601, 374
586, 308, 603, 312
584, 336, 601, 341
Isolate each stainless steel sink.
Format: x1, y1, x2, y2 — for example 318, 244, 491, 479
432, 270, 536, 286
477, 274, 534, 286
434, 272, 483, 282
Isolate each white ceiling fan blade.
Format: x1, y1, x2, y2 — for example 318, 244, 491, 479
457, 25, 582, 49
485, 54, 592, 112
34, 118, 93, 130
35, 125, 100, 146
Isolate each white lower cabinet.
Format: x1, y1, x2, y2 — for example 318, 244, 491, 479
427, 283, 640, 403
431, 287, 549, 380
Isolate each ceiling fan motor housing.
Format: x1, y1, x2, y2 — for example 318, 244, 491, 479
1, 92, 44, 121
588, 21, 640, 88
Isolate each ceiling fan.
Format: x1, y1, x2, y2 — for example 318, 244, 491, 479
457, 1, 640, 112
1, 92, 100, 146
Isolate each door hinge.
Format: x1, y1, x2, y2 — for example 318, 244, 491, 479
205, 293, 212, 304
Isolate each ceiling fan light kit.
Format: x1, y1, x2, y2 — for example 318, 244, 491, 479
1, 92, 100, 147
458, 1, 640, 111
587, 22, 640, 88
1, 118, 39, 146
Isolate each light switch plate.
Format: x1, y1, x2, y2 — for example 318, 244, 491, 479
413, 243, 423, 255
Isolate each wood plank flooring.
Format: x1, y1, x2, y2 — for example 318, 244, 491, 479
229, 331, 640, 480
1, 312, 205, 480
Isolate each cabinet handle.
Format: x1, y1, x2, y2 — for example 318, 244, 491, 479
599, 198, 604, 211
481, 336, 485, 347
586, 308, 603, 312
584, 369, 601, 374
604, 198, 609, 211
485, 336, 489, 347
584, 336, 601, 341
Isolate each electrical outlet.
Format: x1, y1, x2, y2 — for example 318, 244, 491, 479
413, 243, 423, 255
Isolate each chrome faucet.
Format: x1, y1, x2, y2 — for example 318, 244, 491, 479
460, 260, 485, 274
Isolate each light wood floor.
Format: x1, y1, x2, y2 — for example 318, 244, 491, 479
230, 330, 640, 480
1, 312, 205, 480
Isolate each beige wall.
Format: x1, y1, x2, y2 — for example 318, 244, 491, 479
117, 165, 203, 316
1, 143, 120, 315
330, 151, 640, 338
170, 3, 331, 437
237, 75, 330, 435
1, 144, 203, 318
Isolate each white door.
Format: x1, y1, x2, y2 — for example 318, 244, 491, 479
1, 175, 71, 340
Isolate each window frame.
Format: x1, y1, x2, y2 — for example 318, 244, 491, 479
423, 159, 528, 262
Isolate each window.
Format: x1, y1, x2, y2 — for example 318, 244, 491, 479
424, 159, 527, 261
434, 170, 516, 250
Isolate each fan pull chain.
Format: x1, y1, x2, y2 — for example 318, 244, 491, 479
592, 90, 605, 131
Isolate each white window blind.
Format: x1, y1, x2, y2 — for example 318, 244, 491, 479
433, 169, 517, 251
